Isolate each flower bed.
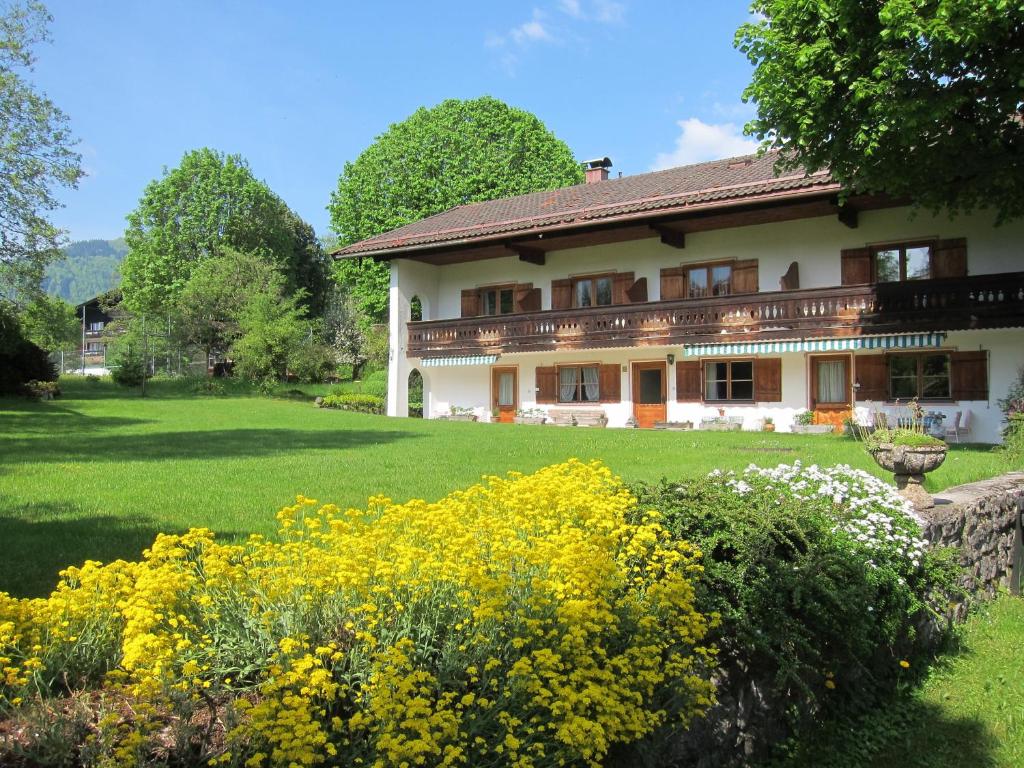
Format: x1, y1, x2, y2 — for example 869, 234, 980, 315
0, 461, 715, 767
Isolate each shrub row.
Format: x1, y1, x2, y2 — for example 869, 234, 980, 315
317, 392, 385, 414
0, 461, 715, 768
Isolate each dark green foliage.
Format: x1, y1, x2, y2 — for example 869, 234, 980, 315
41, 239, 126, 304
737, 1, 1024, 221
631, 473, 961, 753
0, 301, 56, 394
286, 341, 336, 384
17, 293, 78, 352
329, 96, 582, 321
318, 393, 385, 414
110, 347, 147, 388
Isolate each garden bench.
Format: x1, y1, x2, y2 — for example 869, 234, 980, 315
547, 408, 608, 427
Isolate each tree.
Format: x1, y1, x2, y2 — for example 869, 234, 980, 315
231, 290, 307, 382
737, 1, 1024, 221
18, 293, 77, 351
329, 96, 582, 321
175, 248, 288, 364
121, 148, 326, 314
322, 285, 368, 379
0, 1, 83, 297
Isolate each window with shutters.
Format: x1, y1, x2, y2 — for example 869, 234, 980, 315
872, 241, 934, 282
480, 285, 516, 316
686, 261, 732, 298
703, 360, 754, 402
572, 274, 614, 307
888, 353, 951, 400
557, 365, 601, 403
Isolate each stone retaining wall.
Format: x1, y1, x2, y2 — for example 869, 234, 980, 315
922, 471, 1024, 599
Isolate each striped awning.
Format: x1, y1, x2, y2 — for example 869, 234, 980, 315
420, 355, 498, 367
683, 333, 947, 357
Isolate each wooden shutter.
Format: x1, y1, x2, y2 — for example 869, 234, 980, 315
613, 272, 635, 305
460, 288, 479, 318
599, 364, 621, 402
514, 283, 541, 313
933, 238, 967, 279
551, 279, 571, 310
753, 358, 782, 402
854, 354, 887, 401
626, 277, 648, 303
660, 266, 685, 300
841, 248, 872, 285
732, 259, 759, 294
951, 351, 988, 401
676, 360, 702, 401
779, 261, 800, 291
535, 366, 557, 404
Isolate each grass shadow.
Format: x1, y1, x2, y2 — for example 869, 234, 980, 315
0, 404, 152, 435
0, 427, 420, 464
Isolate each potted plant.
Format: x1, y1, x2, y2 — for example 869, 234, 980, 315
762, 416, 775, 433
865, 427, 947, 509
448, 405, 478, 422
514, 407, 547, 425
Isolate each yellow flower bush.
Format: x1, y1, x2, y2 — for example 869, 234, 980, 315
0, 460, 715, 767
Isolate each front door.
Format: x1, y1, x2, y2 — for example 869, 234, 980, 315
492, 367, 517, 423
810, 355, 852, 432
632, 362, 667, 428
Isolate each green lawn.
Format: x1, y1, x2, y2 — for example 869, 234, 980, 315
0, 378, 1013, 598
779, 594, 1024, 768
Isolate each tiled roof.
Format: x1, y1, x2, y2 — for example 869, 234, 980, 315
334, 151, 837, 258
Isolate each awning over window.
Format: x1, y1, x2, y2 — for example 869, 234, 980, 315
683, 333, 947, 357
420, 355, 499, 367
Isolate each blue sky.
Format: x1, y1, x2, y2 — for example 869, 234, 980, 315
34, 1, 760, 242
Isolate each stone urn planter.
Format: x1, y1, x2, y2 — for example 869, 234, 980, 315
868, 443, 948, 509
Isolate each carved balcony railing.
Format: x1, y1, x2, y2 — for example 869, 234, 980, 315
407, 271, 1024, 358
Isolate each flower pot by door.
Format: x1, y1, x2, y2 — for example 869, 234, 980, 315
632, 362, 666, 429
492, 367, 517, 423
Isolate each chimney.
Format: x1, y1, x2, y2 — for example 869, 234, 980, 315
583, 157, 612, 184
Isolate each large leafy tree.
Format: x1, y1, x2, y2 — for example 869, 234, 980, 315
737, 1, 1024, 221
329, 96, 582, 321
121, 148, 327, 314
0, 1, 83, 297
18, 292, 76, 351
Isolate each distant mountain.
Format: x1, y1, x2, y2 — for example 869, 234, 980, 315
42, 238, 127, 304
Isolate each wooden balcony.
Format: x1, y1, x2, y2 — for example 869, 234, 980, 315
407, 271, 1024, 358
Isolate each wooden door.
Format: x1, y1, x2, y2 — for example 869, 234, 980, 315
632, 362, 666, 428
810, 355, 852, 432
492, 367, 517, 423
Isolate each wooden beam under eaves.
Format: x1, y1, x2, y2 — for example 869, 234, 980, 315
837, 207, 858, 229
510, 244, 546, 265
651, 224, 686, 249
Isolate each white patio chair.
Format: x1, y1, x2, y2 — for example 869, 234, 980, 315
945, 410, 970, 443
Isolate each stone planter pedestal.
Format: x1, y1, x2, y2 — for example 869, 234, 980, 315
513, 416, 546, 425
869, 444, 948, 509
791, 424, 834, 435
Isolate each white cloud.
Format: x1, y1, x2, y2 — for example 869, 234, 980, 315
593, 0, 625, 23
511, 18, 552, 44
558, 0, 583, 18
651, 118, 759, 171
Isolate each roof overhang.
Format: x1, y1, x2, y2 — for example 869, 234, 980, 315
334, 188, 902, 267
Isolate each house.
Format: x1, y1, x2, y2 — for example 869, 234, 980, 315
333, 153, 1024, 443
75, 295, 116, 373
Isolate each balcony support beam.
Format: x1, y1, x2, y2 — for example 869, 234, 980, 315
837, 207, 858, 229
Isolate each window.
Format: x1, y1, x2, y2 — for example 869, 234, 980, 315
87, 321, 105, 331
873, 242, 933, 282
573, 275, 613, 307
704, 360, 753, 401
687, 263, 732, 298
813, 357, 850, 406
480, 286, 515, 316
558, 365, 600, 402
889, 354, 951, 400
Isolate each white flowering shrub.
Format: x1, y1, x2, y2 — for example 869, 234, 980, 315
632, 462, 962, 749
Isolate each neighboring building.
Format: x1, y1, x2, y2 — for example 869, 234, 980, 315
334, 153, 1024, 443
75, 295, 116, 373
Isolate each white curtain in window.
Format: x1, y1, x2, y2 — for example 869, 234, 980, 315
498, 373, 514, 406
559, 367, 578, 402
704, 363, 717, 397
582, 366, 600, 401
817, 360, 846, 403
